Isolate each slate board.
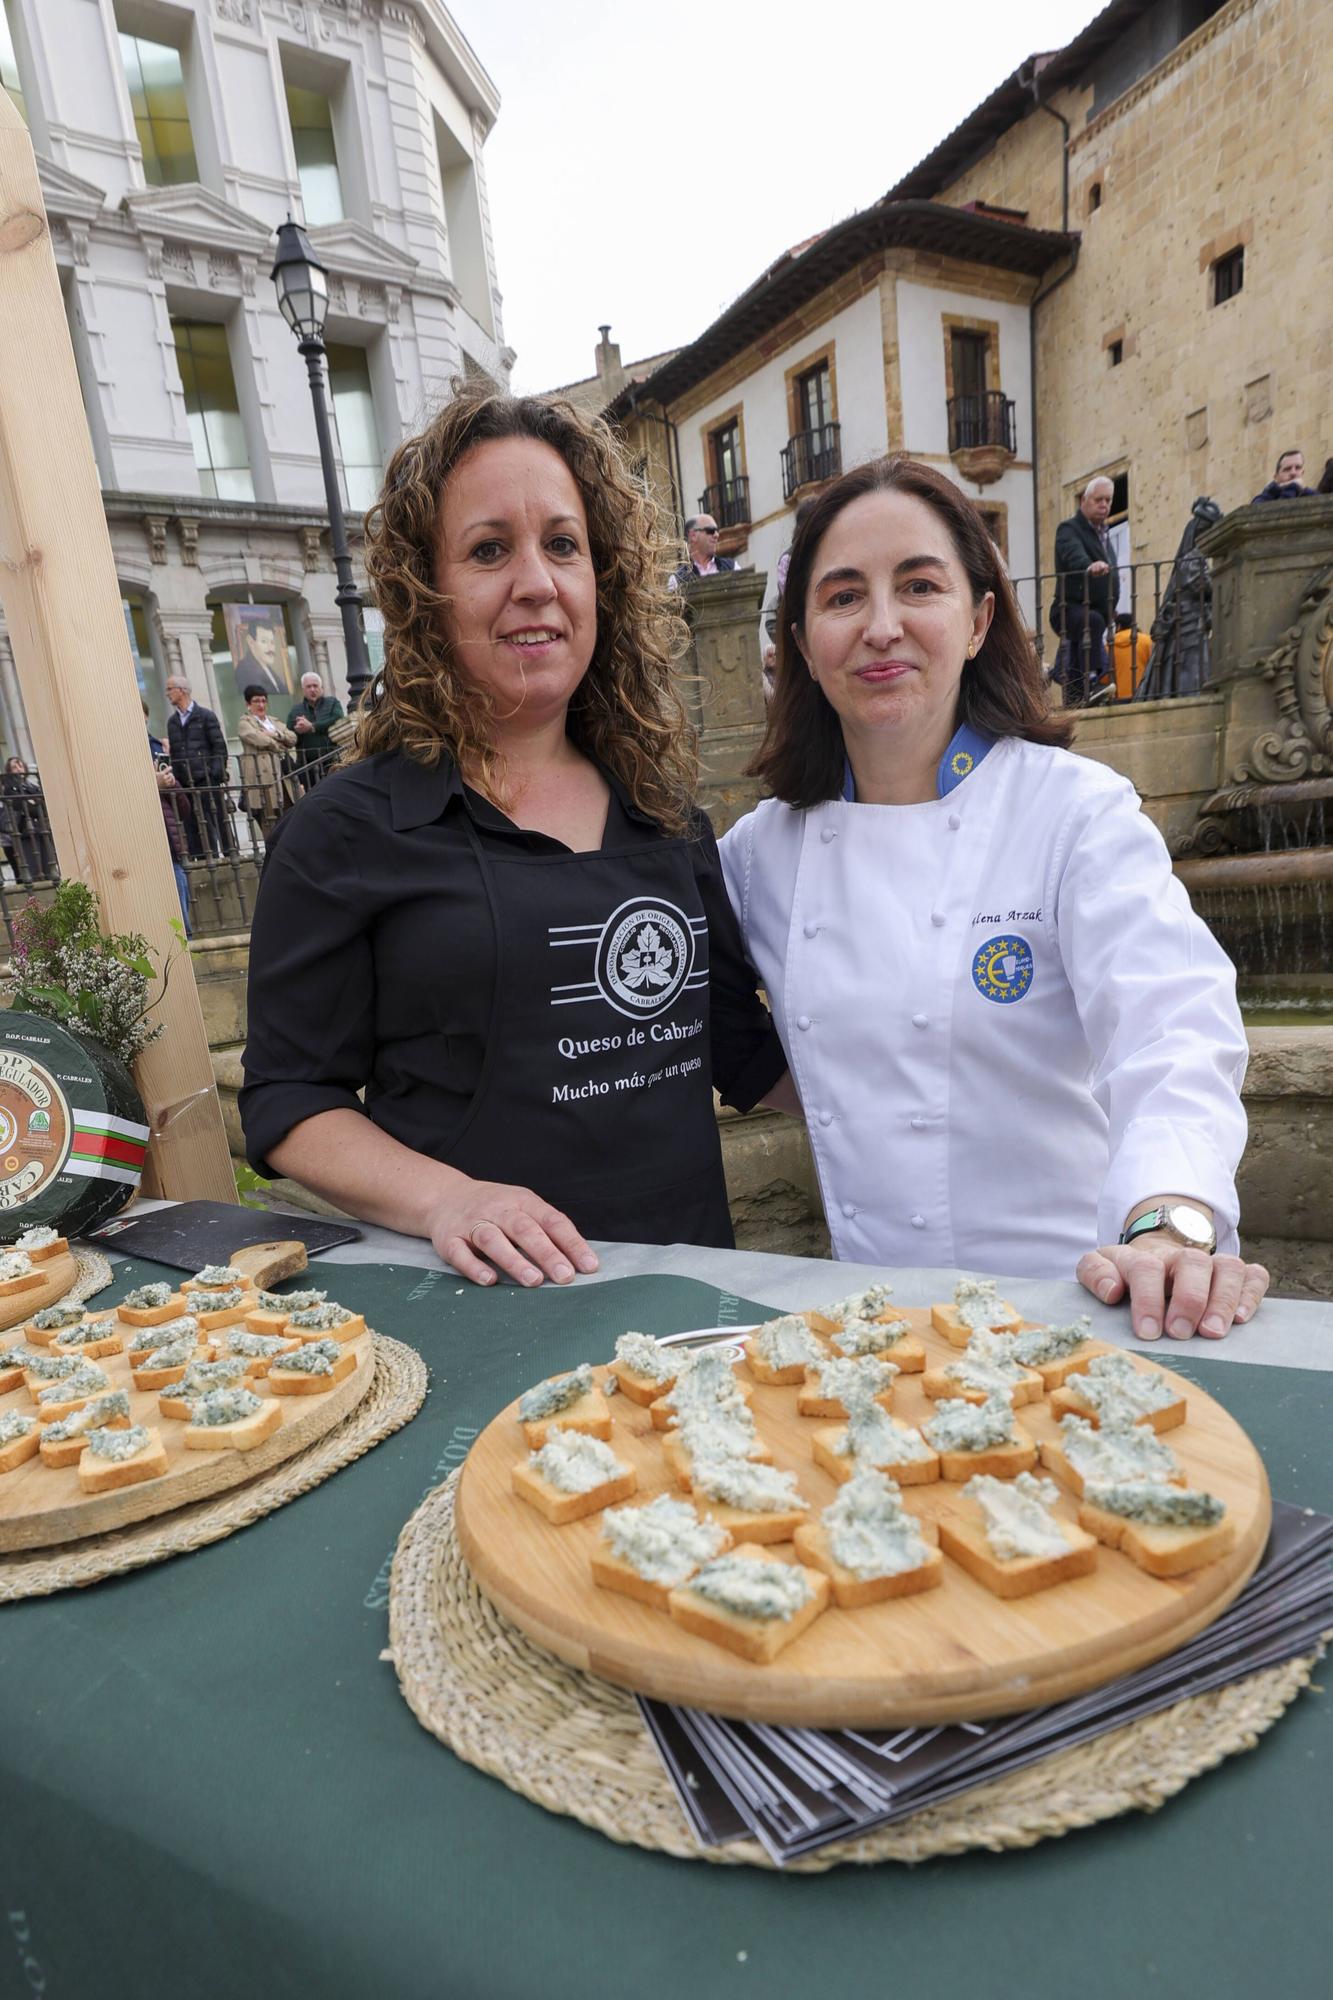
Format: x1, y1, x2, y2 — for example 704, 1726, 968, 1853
88, 1200, 361, 1271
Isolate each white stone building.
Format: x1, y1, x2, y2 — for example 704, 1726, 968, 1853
0, 0, 510, 757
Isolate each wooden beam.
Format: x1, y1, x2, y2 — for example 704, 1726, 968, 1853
0, 96, 236, 1204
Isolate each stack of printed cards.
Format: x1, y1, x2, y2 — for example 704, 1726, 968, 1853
639, 1499, 1333, 1864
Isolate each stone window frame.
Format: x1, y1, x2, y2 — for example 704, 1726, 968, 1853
940, 314, 1002, 404
1199, 221, 1252, 307
699, 401, 751, 552
783, 342, 838, 444
975, 500, 1009, 564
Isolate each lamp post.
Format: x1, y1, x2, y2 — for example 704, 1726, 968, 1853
270, 217, 372, 708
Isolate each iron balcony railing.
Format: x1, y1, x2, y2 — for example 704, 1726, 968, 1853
947, 390, 1016, 455
698, 477, 751, 529
781, 422, 842, 501
1008, 553, 1214, 708
0, 745, 343, 944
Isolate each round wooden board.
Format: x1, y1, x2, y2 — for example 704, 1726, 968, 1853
0, 1327, 376, 1551
0, 1252, 80, 1333
454, 1309, 1272, 1727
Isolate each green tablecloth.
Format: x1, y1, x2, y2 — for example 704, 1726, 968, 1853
1, 1255, 1329, 2000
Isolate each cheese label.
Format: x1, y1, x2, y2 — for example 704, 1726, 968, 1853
0, 1016, 148, 1233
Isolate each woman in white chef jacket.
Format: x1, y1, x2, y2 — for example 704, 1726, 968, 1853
720, 456, 1269, 1342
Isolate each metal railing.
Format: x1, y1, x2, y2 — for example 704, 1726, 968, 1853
781, 422, 842, 501
947, 390, 1016, 455
698, 477, 751, 528
0, 745, 343, 944
1009, 554, 1214, 707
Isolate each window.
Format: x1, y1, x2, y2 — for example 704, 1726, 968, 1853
172, 320, 254, 501
123, 597, 165, 736
1212, 246, 1244, 305
1108, 339, 1124, 368
796, 361, 833, 437
950, 330, 989, 402
437, 117, 493, 334
711, 419, 741, 491
1087, 181, 1102, 213
0, 2, 24, 120
325, 344, 382, 513
119, 33, 197, 185
285, 81, 344, 228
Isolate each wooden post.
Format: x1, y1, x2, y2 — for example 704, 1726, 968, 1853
0, 97, 236, 1203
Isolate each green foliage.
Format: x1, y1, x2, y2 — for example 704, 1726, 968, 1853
5, 881, 170, 1071
233, 1162, 274, 1211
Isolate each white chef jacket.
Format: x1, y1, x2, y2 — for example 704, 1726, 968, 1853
719, 735, 1248, 1279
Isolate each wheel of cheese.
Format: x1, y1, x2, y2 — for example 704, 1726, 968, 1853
0, 1013, 149, 1237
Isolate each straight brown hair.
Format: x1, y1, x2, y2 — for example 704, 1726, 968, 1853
751, 455, 1072, 808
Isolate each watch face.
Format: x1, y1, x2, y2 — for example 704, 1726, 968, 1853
1167, 1204, 1215, 1247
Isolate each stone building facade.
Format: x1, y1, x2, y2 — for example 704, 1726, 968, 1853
0, 0, 511, 758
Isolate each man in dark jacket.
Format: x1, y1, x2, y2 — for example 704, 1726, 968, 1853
165, 675, 234, 858
286, 672, 345, 790
1050, 476, 1119, 706
668, 515, 737, 590
1252, 449, 1314, 502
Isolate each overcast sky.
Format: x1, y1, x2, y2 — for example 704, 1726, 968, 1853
467, 0, 1105, 395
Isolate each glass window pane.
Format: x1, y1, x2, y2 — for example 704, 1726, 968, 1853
325, 343, 382, 512
286, 83, 344, 227
119, 33, 198, 186
0, 3, 25, 121
172, 319, 254, 501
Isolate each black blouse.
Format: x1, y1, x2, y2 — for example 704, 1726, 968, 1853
239, 750, 787, 1178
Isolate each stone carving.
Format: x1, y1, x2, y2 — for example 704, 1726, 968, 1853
177, 518, 201, 567
213, 0, 255, 22
144, 515, 168, 565
208, 252, 240, 290
68, 225, 90, 268
300, 525, 323, 572
161, 242, 196, 282
328, 275, 348, 314
358, 282, 385, 318
1186, 407, 1208, 451
1233, 566, 1333, 785
1244, 375, 1273, 425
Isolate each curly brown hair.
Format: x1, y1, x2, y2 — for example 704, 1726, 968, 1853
357, 383, 697, 833
753, 455, 1072, 807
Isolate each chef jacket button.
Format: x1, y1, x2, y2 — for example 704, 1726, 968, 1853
820, 826, 836, 844
930, 911, 946, 927
911, 1012, 928, 1029
796, 1013, 812, 1031
802, 922, 819, 939
818, 1111, 833, 1128
841, 1201, 857, 1219
910, 1213, 927, 1230
948, 813, 962, 831
910, 1115, 927, 1130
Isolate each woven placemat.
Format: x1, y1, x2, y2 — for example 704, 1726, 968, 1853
388, 1470, 1322, 1871
0, 1331, 427, 1602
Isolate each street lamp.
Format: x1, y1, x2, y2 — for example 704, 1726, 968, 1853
270, 217, 372, 708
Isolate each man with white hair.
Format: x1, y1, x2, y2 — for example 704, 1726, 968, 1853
1050, 475, 1119, 706
286, 670, 345, 790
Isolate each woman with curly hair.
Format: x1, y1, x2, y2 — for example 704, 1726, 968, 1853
240, 387, 786, 1285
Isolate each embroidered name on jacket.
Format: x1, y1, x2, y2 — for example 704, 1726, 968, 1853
548, 897, 708, 1020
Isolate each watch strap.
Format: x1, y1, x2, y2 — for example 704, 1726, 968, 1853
1120, 1205, 1216, 1253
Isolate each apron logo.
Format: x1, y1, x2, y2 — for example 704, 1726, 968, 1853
596, 900, 695, 1020
972, 933, 1034, 1005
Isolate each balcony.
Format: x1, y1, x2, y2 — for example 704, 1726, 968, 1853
946, 392, 1016, 486
781, 422, 841, 501
699, 476, 751, 530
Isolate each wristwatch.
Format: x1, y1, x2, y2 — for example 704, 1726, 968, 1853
1119, 1203, 1217, 1254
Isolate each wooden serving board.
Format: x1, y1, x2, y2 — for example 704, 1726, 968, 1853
0, 1241, 375, 1551
0, 1252, 79, 1333
454, 1309, 1272, 1727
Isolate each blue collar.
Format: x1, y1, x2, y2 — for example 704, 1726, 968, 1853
840, 723, 994, 802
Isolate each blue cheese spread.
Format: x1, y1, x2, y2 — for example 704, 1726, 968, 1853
923, 1393, 1018, 1454
953, 1277, 1009, 1333
274, 1338, 341, 1376
823, 1469, 932, 1578
21, 1349, 83, 1380
0, 1410, 34, 1445
129, 1316, 198, 1355
660, 1350, 745, 1423
1070, 1352, 1178, 1424
31, 1303, 85, 1331
37, 1364, 108, 1406
84, 1423, 151, 1463
752, 1315, 822, 1371
965, 1471, 1070, 1560
122, 1282, 175, 1310
518, 1362, 595, 1422
835, 1397, 934, 1466
613, 1332, 674, 1382
830, 1315, 912, 1358
173, 1358, 250, 1397
287, 1302, 355, 1332
1011, 1317, 1094, 1367
809, 1354, 897, 1404
817, 1282, 896, 1326
943, 1331, 1030, 1397
690, 1456, 806, 1514
140, 1336, 196, 1372
54, 1316, 119, 1349
688, 1554, 812, 1622
677, 1406, 762, 1463
227, 1329, 291, 1359
256, 1288, 326, 1312
529, 1431, 627, 1493
189, 1387, 264, 1428
601, 1494, 729, 1586
0, 1251, 33, 1280
186, 1288, 245, 1313
41, 1390, 132, 1442
1084, 1479, 1225, 1527
16, 1227, 60, 1251
1058, 1415, 1179, 1487
192, 1265, 245, 1286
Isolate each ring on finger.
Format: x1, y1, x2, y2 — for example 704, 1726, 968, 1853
468, 1223, 491, 1248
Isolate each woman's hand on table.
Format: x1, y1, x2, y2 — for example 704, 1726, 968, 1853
1077, 1239, 1269, 1341
426, 1178, 600, 1289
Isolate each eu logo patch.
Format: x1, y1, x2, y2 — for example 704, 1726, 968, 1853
971, 934, 1034, 1004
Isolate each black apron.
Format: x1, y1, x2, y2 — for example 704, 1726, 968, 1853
446, 825, 734, 1248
